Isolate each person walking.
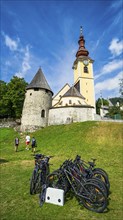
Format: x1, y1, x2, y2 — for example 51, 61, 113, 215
31, 137, 37, 154
26, 134, 30, 150
15, 137, 19, 152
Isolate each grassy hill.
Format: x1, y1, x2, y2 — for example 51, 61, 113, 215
0, 121, 123, 220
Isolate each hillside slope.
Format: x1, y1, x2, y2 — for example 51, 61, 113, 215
0, 121, 123, 220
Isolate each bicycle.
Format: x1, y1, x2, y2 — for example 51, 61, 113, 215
30, 154, 53, 196
74, 155, 110, 194
48, 159, 108, 213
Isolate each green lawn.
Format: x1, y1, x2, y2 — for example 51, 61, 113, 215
0, 121, 123, 220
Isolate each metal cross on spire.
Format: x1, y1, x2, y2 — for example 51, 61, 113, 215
80, 26, 83, 36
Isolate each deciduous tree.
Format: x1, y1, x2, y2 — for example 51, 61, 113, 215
96, 98, 109, 115
0, 77, 28, 118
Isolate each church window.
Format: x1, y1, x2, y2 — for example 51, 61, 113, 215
30, 93, 32, 96
41, 109, 45, 118
84, 66, 88, 73
69, 100, 72, 104
78, 100, 81, 104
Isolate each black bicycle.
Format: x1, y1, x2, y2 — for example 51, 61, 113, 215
30, 155, 109, 212
74, 155, 110, 194
48, 159, 108, 213
30, 154, 52, 195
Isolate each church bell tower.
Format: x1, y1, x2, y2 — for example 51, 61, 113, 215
73, 27, 95, 109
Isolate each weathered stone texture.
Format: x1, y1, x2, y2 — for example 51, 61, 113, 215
48, 106, 95, 126
21, 89, 52, 132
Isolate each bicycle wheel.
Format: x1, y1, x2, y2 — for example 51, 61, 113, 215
92, 169, 110, 192
93, 168, 109, 178
39, 184, 47, 207
86, 178, 108, 197
79, 182, 108, 213
30, 170, 37, 195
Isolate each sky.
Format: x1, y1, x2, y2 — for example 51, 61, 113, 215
0, 0, 123, 100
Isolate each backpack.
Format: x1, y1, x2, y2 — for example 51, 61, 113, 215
32, 138, 36, 145
15, 138, 19, 144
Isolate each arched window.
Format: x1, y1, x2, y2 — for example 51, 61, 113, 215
84, 66, 88, 73
41, 109, 45, 118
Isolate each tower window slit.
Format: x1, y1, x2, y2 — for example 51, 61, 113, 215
41, 109, 45, 118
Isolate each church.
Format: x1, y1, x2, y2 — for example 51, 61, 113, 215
21, 28, 96, 132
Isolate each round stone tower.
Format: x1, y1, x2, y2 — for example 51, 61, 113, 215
21, 68, 53, 132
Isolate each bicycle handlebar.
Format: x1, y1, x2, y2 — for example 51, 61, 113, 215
34, 154, 54, 160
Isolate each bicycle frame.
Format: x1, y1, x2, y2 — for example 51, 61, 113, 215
59, 166, 102, 203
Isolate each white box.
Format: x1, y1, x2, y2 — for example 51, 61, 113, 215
45, 187, 64, 206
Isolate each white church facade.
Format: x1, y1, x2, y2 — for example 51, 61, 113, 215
21, 29, 96, 132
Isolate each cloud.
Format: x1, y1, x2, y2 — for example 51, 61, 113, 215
15, 45, 31, 78
95, 59, 123, 80
15, 71, 23, 78
109, 38, 123, 57
46, 45, 76, 94
110, 0, 122, 9
91, 31, 106, 53
2, 33, 31, 77
22, 46, 31, 73
95, 71, 123, 97
4, 34, 19, 51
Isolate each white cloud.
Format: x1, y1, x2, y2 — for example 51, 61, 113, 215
22, 45, 31, 73
4, 35, 19, 51
111, 0, 122, 10
15, 45, 31, 78
95, 59, 123, 80
2, 32, 31, 78
91, 31, 106, 53
95, 71, 123, 96
47, 46, 76, 94
15, 71, 24, 78
109, 38, 123, 57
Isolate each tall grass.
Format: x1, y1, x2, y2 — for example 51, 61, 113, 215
0, 121, 123, 220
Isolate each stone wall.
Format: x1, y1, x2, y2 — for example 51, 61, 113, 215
21, 89, 52, 132
0, 118, 21, 129
48, 106, 95, 126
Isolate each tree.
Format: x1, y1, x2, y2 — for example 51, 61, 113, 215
119, 78, 123, 98
96, 98, 109, 115
7, 76, 28, 118
106, 106, 123, 119
0, 77, 28, 118
109, 97, 123, 106
0, 80, 10, 117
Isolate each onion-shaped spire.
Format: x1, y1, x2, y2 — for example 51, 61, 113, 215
76, 26, 89, 57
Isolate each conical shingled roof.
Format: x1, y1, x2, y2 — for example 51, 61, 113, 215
63, 86, 85, 99
26, 68, 53, 95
